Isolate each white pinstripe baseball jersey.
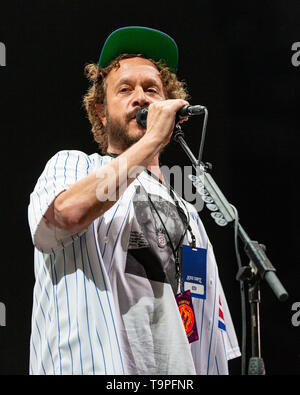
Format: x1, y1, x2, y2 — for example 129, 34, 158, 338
28, 150, 240, 375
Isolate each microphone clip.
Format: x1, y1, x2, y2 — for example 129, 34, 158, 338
172, 124, 185, 142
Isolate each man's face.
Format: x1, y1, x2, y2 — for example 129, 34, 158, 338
99, 57, 166, 153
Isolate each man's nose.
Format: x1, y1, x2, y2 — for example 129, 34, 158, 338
132, 87, 149, 108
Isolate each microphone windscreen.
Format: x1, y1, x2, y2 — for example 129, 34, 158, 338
136, 108, 148, 128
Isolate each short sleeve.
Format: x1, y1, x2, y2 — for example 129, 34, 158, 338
28, 150, 93, 253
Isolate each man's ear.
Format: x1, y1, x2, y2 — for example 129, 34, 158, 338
95, 103, 107, 127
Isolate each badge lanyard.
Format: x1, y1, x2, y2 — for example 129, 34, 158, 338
138, 172, 201, 344
138, 173, 196, 294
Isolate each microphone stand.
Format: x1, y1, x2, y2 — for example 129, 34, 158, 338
172, 122, 289, 375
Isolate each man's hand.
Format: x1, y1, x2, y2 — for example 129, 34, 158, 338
143, 99, 189, 150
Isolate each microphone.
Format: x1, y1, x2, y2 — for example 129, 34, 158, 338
136, 105, 206, 128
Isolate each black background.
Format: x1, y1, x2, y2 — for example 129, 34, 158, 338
0, 0, 299, 375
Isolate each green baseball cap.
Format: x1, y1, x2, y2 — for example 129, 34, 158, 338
98, 26, 179, 73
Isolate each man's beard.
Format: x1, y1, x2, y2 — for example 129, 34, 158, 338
105, 108, 144, 152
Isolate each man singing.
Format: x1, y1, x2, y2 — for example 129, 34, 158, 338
28, 26, 240, 375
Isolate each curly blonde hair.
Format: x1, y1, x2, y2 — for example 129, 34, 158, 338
83, 53, 189, 154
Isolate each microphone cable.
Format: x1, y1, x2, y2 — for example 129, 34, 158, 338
230, 203, 247, 376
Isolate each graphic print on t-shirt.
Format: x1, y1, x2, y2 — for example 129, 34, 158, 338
125, 184, 186, 295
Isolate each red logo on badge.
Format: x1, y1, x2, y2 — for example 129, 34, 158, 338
179, 303, 194, 334
176, 290, 199, 343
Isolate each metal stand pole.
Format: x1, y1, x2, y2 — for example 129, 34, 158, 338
172, 127, 289, 375
247, 276, 266, 375
236, 262, 266, 375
